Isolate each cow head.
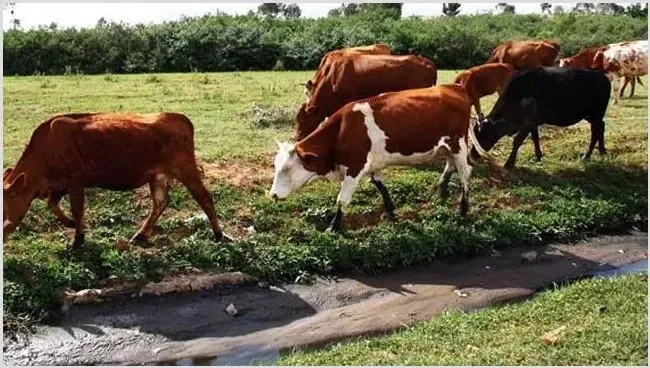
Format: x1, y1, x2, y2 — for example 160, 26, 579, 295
295, 103, 324, 141
269, 141, 318, 200
472, 117, 509, 154
591, 50, 606, 72
3, 168, 33, 241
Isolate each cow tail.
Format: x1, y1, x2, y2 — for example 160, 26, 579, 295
467, 118, 504, 177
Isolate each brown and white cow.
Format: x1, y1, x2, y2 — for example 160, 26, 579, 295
591, 40, 648, 103
453, 63, 515, 119
3, 113, 230, 248
296, 53, 437, 141
559, 45, 643, 99
304, 43, 393, 99
487, 40, 561, 70
270, 85, 493, 232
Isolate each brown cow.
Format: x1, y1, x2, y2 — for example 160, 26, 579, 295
296, 53, 437, 141
3, 112, 230, 248
453, 63, 515, 119
304, 43, 392, 98
487, 40, 561, 70
559, 45, 643, 98
270, 85, 494, 232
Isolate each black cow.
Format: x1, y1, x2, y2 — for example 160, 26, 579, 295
472, 67, 611, 169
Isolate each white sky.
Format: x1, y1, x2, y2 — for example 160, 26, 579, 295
1, 2, 578, 30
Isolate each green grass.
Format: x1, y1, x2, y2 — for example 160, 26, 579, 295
3, 71, 648, 334
278, 273, 649, 366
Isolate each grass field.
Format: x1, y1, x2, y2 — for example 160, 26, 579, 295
278, 273, 649, 366
2, 71, 648, 332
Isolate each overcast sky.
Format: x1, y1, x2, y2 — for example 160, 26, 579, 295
1, 3, 637, 31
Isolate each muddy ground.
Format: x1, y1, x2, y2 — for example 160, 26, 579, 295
3, 231, 647, 366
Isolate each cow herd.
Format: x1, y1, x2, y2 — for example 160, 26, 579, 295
3, 39, 648, 249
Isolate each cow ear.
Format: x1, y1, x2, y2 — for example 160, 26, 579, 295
306, 80, 313, 89
3, 168, 13, 181
305, 104, 317, 114
7, 172, 26, 194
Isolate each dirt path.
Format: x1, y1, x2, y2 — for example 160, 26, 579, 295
4, 231, 647, 366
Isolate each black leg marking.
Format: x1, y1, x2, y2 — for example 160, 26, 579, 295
371, 177, 396, 220
326, 207, 343, 233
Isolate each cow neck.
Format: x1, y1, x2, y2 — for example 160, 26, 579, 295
8, 122, 51, 196
295, 102, 327, 142
295, 112, 341, 176
297, 73, 338, 140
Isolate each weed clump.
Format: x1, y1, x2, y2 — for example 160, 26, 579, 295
247, 103, 295, 129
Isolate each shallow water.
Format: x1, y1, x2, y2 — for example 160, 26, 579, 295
593, 258, 647, 278
167, 258, 649, 366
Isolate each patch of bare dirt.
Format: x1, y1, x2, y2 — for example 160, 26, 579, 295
343, 209, 386, 230
200, 160, 274, 189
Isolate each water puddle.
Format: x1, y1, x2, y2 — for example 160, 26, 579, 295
156, 345, 280, 366
163, 258, 648, 366
593, 258, 648, 278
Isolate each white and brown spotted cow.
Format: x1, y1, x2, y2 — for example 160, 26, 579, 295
269, 85, 494, 232
592, 40, 648, 103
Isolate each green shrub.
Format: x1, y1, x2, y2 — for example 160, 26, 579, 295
3, 14, 647, 75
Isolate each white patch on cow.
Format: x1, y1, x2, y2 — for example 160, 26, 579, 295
326, 164, 346, 183
437, 159, 456, 187
269, 142, 317, 199
601, 40, 648, 103
558, 58, 567, 67
452, 138, 472, 196
352, 102, 453, 173
337, 173, 362, 209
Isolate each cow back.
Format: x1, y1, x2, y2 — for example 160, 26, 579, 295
20, 113, 196, 190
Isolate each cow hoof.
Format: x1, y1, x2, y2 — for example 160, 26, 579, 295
325, 225, 341, 234
216, 232, 234, 243
503, 162, 515, 170
384, 213, 397, 222
436, 185, 450, 199
129, 233, 148, 244
72, 233, 85, 249
62, 219, 76, 229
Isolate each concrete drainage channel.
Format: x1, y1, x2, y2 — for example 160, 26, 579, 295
3, 231, 647, 366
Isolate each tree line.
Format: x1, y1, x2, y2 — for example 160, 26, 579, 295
3, 10, 647, 75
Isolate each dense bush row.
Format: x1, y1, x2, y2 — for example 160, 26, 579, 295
3, 13, 648, 75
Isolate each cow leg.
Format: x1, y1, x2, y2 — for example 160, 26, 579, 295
327, 174, 363, 232
370, 173, 396, 221
474, 99, 484, 121
530, 127, 543, 162
68, 185, 86, 249
171, 164, 231, 243
130, 173, 170, 244
504, 128, 530, 169
436, 158, 456, 198
612, 75, 621, 104
47, 191, 75, 228
620, 77, 630, 98
630, 76, 636, 98
451, 138, 472, 217
583, 119, 607, 159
